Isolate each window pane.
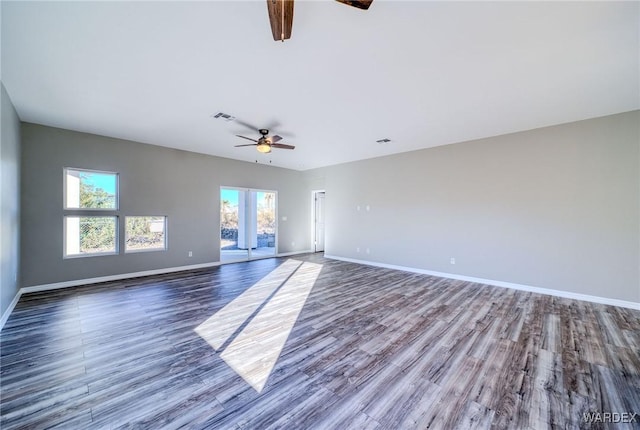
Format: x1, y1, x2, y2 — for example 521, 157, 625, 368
125, 216, 167, 252
65, 216, 117, 257
65, 169, 118, 209
256, 191, 276, 257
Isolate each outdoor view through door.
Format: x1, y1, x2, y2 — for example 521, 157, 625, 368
220, 188, 276, 262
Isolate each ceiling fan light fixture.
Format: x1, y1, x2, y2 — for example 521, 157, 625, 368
257, 142, 272, 153
235, 127, 294, 152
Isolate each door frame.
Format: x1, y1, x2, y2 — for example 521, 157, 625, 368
311, 189, 325, 253
220, 186, 278, 263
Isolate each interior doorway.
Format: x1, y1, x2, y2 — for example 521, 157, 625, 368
313, 191, 325, 253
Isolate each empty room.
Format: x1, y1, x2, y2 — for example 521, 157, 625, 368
1, 1, 638, 429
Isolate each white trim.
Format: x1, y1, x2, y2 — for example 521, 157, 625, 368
310, 189, 325, 253
63, 167, 119, 210
324, 255, 640, 310
8, 250, 312, 312
220, 186, 279, 259
124, 215, 168, 253
0, 289, 23, 331
11, 250, 632, 332
21, 262, 222, 294
1, 252, 318, 331
63, 215, 119, 258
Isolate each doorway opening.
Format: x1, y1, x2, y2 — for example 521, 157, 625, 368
312, 190, 325, 253
221, 187, 277, 262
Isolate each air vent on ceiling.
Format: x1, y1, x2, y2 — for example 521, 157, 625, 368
212, 112, 236, 122
376, 138, 391, 144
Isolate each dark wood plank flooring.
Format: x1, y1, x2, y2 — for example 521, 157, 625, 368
1, 254, 639, 429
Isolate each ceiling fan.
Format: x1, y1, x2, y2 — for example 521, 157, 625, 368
235, 129, 295, 154
267, 0, 373, 42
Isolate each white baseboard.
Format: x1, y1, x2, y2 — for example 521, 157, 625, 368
0, 289, 23, 331
7, 251, 632, 332
19, 251, 313, 295
21, 261, 223, 294
324, 255, 640, 311
1, 252, 316, 331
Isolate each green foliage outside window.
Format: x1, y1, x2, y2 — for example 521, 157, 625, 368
79, 177, 116, 209
78, 217, 117, 254
76, 180, 117, 252
221, 199, 238, 230
126, 216, 166, 251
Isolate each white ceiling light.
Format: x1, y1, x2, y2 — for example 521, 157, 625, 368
257, 141, 272, 153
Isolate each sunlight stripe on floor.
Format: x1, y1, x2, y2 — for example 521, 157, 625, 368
220, 261, 322, 392
194, 259, 303, 350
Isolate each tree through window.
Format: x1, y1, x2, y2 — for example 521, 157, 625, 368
64, 168, 119, 257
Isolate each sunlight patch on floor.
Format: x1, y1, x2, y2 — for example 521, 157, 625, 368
194, 259, 303, 350
195, 260, 322, 392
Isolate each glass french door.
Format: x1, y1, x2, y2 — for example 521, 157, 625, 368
220, 187, 276, 262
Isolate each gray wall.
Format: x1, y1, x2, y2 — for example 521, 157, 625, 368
21, 123, 311, 287
18, 112, 640, 303
307, 111, 639, 303
1, 82, 21, 315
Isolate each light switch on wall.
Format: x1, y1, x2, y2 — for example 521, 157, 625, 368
281, 216, 287, 221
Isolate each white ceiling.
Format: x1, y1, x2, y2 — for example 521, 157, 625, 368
1, 1, 638, 170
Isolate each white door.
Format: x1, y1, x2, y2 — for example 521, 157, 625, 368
314, 192, 325, 252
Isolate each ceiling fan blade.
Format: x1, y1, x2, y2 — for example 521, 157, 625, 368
264, 120, 282, 131
266, 0, 294, 42
236, 135, 259, 143
233, 119, 261, 133
234, 143, 258, 148
271, 135, 283, 143
264, 121, 296, 138
335, 0, 373, 10
271, 143, 295, 150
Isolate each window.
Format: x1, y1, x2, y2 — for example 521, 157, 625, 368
64, 168, 118, 209
125, 216, 167, 252
64, 216, 118, 257
64, 168, 119, 257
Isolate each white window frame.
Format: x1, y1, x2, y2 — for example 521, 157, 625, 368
64, 167, 120, 258
124, 216, 168, 253
63, 215, 119, 258
63, 167, 119, 210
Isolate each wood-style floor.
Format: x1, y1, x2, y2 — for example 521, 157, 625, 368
1, 254, 639, 429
